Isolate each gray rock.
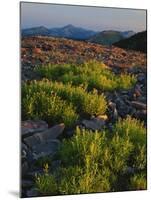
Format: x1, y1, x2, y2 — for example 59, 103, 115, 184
121, 90, 129, 95
82, 118, 105, 131
22, 143, 28, 152
108, 101, 118, 120
131, 101, 147, 110
116, 97, 125, 107
22, 180, 34, 188
32, 139, 60, 160
133, 84, 142, 97
135, 110, 147, 120
22, 143, 29, 159
22, 149, 27, 159
126, 167, 135, 174
137, 96, 146, 104
113, 108, 118, 120
22, 161, 28, 176
22, 120, 48, 138
26, 188, 39, 197
24, 123, 65, 148
108, 101, 116, 110
137, 73, 145, 83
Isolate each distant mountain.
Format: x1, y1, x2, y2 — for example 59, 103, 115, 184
22, 26, 50, 36
114, 31, 147, 53
121, 30, 135, 38
88, 30, 135, 45
22, 24, 97, 40
49, 24, 97, 40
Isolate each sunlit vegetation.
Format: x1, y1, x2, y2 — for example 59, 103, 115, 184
35, 61, 137, 91
35, 117, 147, 195
22, 79, 107, 126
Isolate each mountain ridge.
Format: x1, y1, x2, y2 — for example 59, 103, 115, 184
22, 25, 135, 42
113, 30, 147, 53
22, 24, 97, 40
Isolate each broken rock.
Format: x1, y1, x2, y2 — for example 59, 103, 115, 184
22, 120, 48, 138
82, 118, 105, 131
24, 123, 65, 148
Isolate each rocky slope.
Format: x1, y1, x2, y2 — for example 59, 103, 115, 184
21, 36, 146, 80
21, 36, 147, 197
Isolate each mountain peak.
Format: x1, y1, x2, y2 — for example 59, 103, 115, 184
63, 24, 75, 29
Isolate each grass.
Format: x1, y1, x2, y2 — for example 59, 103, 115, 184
35, 61, 137, 91
35, 117, 147, 195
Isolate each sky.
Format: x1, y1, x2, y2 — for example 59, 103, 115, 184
21, 2, 146, 32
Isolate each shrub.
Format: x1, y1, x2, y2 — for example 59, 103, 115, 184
117, 74, 137, 90
58, 165, 111, 194
35, 118, 146, 195
22, 80, 107, 117
129, 173, 147, 190
108, 134, 133, 174
114, 116, 146, 146
35, 61, 137, 91
35, 164, 58, 195
58, 127, 107, 166
22, 82, 78, 127
114, 116, 147, 171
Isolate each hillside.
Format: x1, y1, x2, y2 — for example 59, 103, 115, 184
114, 31, 147, 53
88, 30, 135, 45
21, 36, 146, 81
88, 30, 124, 45
21, 36, 147, 197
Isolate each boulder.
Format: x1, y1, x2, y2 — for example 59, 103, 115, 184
24, 123, 65, 148
137, 73, 146, 83
26, 188, 39, 197
82, 118, 105, 131
32, 47, 42, 54
32, 140, 60, 160
131, 101, 147, 110
22, 161, 28, 176
108, 101, 116, 110
22, 120, 48, 138
135, 110, 147, 120
22, 180, 34, 188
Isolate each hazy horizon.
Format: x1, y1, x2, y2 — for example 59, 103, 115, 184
21, 2, 146, 32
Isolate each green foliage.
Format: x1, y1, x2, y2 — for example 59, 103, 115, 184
58, 165, 111, 194
114, 116, 147, 172
22, 79, 107, 120
58, 127, 106, 166
35, 164, 58, 195
35, 156, 52, 168
35, 117, 146, 195
35, 127, 112, 195
22, 82, 78, 126
129, 173, 147, 190
35, 122, 145, 195
35, 61, 137, 91
108, 134, 133, 174
114, 116, 146, 146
